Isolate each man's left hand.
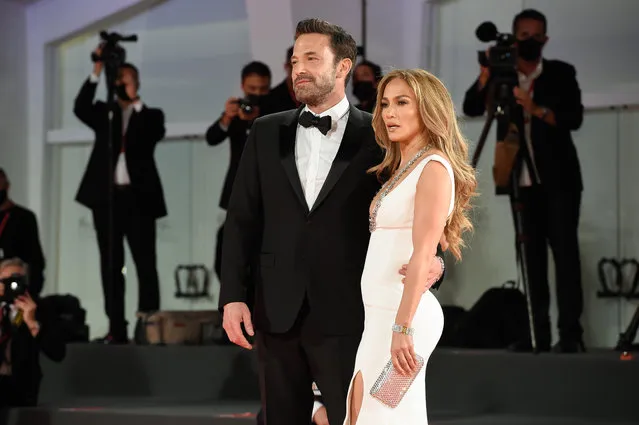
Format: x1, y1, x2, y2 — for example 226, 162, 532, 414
14, 292, 37, 327
513, 87, 535, 114
399, 256, 443, 291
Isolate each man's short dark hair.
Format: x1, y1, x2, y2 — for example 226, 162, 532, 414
242, 61, 272, 82
119, 62, 140, 88
0, 168, 6, 180
355, 60, 383, 82
294, 18, 358, 85
513, 9, 547, 34
286, 46, 293, 65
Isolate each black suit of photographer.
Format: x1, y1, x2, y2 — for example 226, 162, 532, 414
0, 305, 66, 408
205, 62, 271, 293
463, 10, 584, 352
74, 45, 166, 343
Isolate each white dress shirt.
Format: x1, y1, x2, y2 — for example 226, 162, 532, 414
517, 61, 543, 187
89, 73, 142, 186
295, 96, 350, 209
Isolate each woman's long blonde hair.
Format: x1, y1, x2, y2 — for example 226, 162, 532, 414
369, 69, 478, 260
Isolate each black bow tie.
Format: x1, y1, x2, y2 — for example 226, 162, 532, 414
298, 111, 332, 135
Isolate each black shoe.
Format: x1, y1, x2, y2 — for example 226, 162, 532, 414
552, 339, 585, 353
92, 333, 128, 345
508, 339, 551, 353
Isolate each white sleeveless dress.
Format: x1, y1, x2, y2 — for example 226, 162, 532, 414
344, 154, 454, 424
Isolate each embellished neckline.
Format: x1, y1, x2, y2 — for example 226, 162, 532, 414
369, 147, 430, 232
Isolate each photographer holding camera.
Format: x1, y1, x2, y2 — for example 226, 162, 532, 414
205, 61, 271, 282
463, 9, 585, 353
74, 43, 167, 344
0, 258, 65, 408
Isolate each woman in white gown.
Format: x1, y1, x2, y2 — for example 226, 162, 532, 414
344, 69, 477, 424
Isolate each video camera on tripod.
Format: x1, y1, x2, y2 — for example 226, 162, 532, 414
475, 21, 519, 111
90, 30, 138, 317
471, 21, 541, 353
91, 31, 138, 72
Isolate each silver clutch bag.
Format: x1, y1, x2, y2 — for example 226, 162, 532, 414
369, 354, 424, 408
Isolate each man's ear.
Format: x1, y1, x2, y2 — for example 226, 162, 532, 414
338, 58, 353, 81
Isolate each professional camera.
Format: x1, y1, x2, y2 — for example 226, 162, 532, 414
475, 21, 518, 107
0, 273, 28, 303
237, 95, 263, 115
91, 31, 138, 70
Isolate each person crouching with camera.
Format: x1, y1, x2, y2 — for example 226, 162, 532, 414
0, 258, 65, 408
205, 61, 271, 286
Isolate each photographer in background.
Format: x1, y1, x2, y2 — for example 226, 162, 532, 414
74, 43, 167, 344
463, 9, 585, 353
0, 169, 45, 297
205, 61, 271, 283
351, 60, 382, 113
261, 46, 299, 115
0, 258, 65, 408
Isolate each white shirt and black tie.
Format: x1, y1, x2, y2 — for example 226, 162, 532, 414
295, 96, 350, 209
89, 72, 142, 186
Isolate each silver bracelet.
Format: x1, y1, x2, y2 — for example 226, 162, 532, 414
436, 256, 445, 279
392, 324, 414, 336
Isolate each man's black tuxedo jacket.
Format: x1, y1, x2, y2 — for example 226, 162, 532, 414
206, 117, 252, 210
220, 105, 445, 336
463, 59, 584, 194
73, 79, 168, 219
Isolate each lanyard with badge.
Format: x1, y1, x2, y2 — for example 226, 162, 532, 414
0, 213, 9, 260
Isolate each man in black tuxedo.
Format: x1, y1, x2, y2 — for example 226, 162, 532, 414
74, 44, 166, 344
463, 9, 584, 353
221, 19, 444, 425
206, 61, 271, 285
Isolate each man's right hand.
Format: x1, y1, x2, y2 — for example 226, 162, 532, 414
92, 44, 104, 76
220, 97, 240, 127
222, 302, 254, 350
478, 47, 491, 90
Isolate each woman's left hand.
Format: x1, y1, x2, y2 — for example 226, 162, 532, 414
391, 330, 417, 376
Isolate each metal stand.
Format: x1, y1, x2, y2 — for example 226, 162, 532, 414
472, 81, 541, 353
615, 259, 639, 352
90, 32, 137, 334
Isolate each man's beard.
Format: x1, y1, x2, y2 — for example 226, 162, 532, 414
294, 68, 336, 107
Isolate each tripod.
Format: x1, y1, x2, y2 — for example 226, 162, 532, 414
616, 306, 639, 353
472, 80, 542, 353
91, 32, 137, 335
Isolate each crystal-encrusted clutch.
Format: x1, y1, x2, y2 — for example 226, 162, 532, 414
369, 354, 424, 408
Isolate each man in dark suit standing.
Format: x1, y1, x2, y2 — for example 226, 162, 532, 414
206, 61, 271, 285
221, 19, 444, 425
0, 169, 46, 297
74, 44, 166, 344
261, 46, 299, 116
463, 9, 584, 353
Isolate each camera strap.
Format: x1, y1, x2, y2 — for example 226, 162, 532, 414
0, 213, 10, 239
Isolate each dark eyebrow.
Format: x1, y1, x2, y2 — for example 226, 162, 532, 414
381, 94, 411, 102
291, 51, 318, 61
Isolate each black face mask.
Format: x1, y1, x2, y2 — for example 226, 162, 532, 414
0, 189, 7, 205
245, 94, 265, 107
115, 84, 133, 101
517, 37, 544, 62
353, 81, 376, 102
